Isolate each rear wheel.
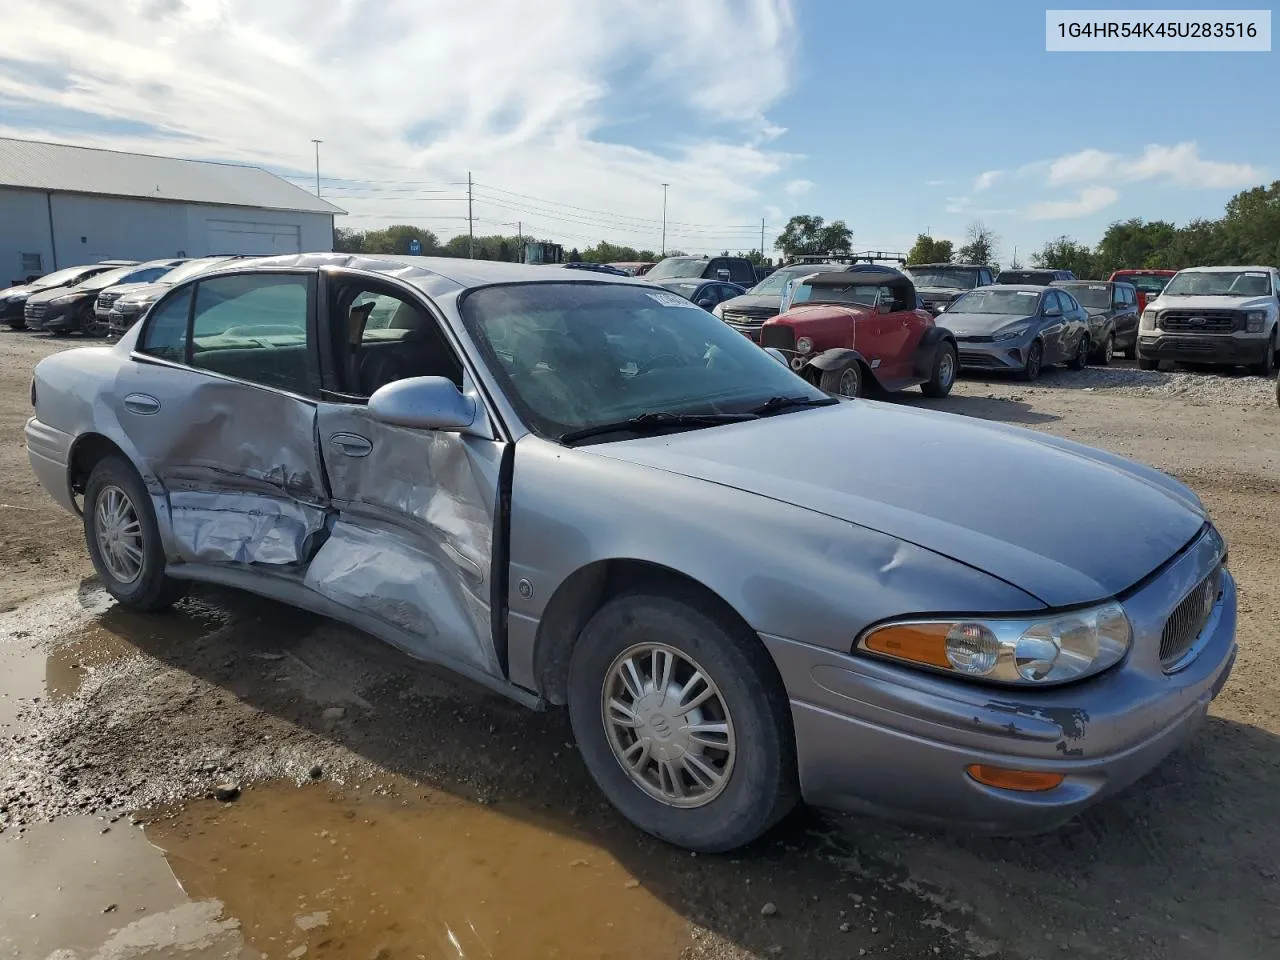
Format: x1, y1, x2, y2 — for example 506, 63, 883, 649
567, 591, 798, 852
1091, 333, 1114, 366
820, 363, 863, 399
83, 456, 186, 611
1020, 340, 1044, 382
920, 342, 957, 398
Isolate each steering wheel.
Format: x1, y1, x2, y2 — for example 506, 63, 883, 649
636, 353, 683, 376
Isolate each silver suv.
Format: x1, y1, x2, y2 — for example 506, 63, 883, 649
1137, 265, 1280, 375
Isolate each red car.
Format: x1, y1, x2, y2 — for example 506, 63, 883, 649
757, 266, 958, 399
1108, 269, 1176, 313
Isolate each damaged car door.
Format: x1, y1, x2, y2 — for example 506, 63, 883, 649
303, 273, 507, 676
117, 270, 330, 565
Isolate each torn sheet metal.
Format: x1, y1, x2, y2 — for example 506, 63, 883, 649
168, 491, 328, 565
303, 521, 497, 673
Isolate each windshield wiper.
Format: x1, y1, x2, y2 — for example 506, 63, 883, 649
748, 395, 839, 416
559, 411, 757, 444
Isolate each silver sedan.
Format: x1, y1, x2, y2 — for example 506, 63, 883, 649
27, 254, 1235, 851
937, 285, 1091, 380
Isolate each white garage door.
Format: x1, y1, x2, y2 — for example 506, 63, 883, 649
206, 219, 301, 256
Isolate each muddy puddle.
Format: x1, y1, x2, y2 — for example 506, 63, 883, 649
147, 781, 692, 960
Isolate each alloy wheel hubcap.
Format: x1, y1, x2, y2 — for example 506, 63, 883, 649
1105, 337, 1113, 362
839, 368, 860, 397
94, 484, 144, 584
602, 643, 736, 808
939, 352, 955, 386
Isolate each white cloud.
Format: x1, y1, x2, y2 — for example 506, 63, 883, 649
944, 196, 972, 214
1047, 142, 1262, 189
0, 0, 798, 253
924, 179, 945, 187
783, 178, 814, 197
1024, 186, 1119, 220
973, 169, 1003, 192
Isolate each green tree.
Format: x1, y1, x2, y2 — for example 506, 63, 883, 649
1093, 218, 1178, 274
774, 215, 853, 257
1220, 181, 1280, 265
1031, 235, 1099, 277
360, 225, 441, 256
907, 234, 954, 264
333, 227, 365, 253
956, 221, 998, 267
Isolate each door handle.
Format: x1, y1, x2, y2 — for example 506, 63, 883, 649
330, 432, 373, 458
123, 393, 161, 415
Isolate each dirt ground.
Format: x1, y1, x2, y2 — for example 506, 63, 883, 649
1, 328, 1278, 960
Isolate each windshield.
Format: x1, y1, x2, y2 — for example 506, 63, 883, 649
790, 281, 883, 308
1118, 274, 1171, 295
749, 264, 838, 295
1057, 283, 1112, 309
461, 282, 825, 440
78, 265, 145, 291
644, 258, 707, 280
904, 267, 980, 290
1160, 270, 1274, 297
655, 281, 704, 299
950, 288, 1043, 315
31, 265, 99, 289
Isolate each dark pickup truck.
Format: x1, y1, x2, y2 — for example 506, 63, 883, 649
644, 255, 758, 286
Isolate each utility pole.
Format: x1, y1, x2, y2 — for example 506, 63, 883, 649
310, 139, 323, 197
467, 171, 475, 259
517, 220, 522, 263
760, 217, 765, 260
661, 183, 669, 256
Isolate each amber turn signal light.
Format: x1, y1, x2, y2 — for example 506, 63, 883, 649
966, 764, 1065, 793
861, 622, 952, 669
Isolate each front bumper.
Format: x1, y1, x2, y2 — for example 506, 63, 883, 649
0, 299, 26, 325
764, 527, 1236, 832
1137, 333, 1271, 365
953, 336, 1032, 372
109, 307, 146, 336
39, 304, 81, 332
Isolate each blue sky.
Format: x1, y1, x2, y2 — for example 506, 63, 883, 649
0, 0, 1274, 263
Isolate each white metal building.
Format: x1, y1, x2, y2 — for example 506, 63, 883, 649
0, 137, 344, 284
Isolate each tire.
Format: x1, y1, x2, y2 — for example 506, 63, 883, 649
4, 320, 26, 331
83, 456, 186, 611
1020, 340, 1044, 382
567, 590, 798, 852
1138, 356, 1158, 371
82, 312, 108, 338
1091, 333, 1114, 366
1249, 333, 1276, 377
819, 362, 862, 399
1121, 340, 1135, 361
920, 342, 957, 398
1068, 334, 1089, 370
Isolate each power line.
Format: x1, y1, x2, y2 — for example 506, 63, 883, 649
473, 181, 761, 229
472, 195, 760, 239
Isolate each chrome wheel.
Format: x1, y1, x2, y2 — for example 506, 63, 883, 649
937, 350, 956, 388
601, 643, 736, 808
94, 484, 144, 584
837, 366, 861, 398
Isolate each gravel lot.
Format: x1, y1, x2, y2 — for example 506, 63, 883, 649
1, 330, 1278, 960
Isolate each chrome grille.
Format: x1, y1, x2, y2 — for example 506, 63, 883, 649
1159, 310, 1239, 333
25, 302, 47, 321
760, 325, 796, 352
97, 291, 121, 307
1160, 565, 1222, 670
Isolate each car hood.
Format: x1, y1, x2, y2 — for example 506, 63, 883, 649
588, 402, 1205, 607
719, 293, 783, 314
936, 311, 1033, 336
114, 280, 172, 304
916, 286, 968, 301
0, 284, 36, 300
1150, 294, 1274, 312
26, 286, 86, 304
99, 281, 153, 299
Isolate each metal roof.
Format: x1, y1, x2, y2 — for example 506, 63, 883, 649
0, 137, 344, 216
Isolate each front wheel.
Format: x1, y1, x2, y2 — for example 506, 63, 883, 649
920, 342, 957, 398
567, 591, 798, 852
83, 456, 186, 611
1091, 333, 1114, 366
1249, 334, 1276, 377
1068, 334, 1090, 370
820, 363, 863, 399
82, 312, 109, 338
1020, 340, 1044, 381
4, 320, 26, 331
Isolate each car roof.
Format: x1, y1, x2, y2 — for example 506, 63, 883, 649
1052, 279, 1116, 286
1174, 264, 1274, 273
204, 252, 642, 293
908, 262, 988, 269
985, 284, 1049, 292
801, 266, 907, 287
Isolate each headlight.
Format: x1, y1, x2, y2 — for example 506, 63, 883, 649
993, 322, 1032, 341
1140, 309, 1157, 331
796, 336, 813, 354
50, 294, 78, 305
712, 303, 724, 319
1246, 310, 1265, 333
857, 600, 1131, 686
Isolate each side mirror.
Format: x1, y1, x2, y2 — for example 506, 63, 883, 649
696, 297, 715, 309
763, 347, 789, 365
368, 376, 476, 431
935, 303, 946, 313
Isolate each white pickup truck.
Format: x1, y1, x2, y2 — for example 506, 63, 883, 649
1137, 265, 1279, 375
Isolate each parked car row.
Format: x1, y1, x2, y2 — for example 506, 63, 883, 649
0, 255, 252, 338
26, 251, 1238, 853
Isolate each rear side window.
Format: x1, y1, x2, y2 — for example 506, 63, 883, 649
139, 287, 192, 362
